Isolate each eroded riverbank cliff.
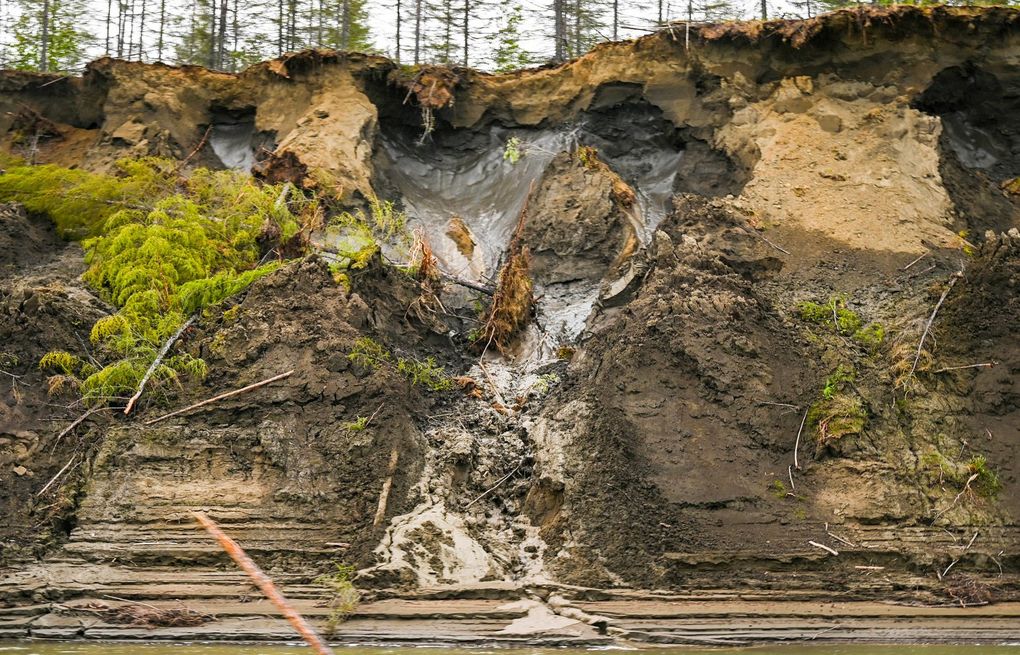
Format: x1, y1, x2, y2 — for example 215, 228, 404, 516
1, 5, 1020, 645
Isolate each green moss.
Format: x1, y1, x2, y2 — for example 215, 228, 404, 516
343, 416, 370, 432
967, 455, 1002, 497
347, 337, 452, 392
852, 323, 885, 352
396, 356, 454, 392
576, 145, 600, 170
1004, 177, 1020, 196
3, 157, 312, 406
797, 296, 862, 334
809, 365, 867, 444
769, 479, 787, 498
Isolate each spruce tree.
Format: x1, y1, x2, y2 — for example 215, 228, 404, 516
492, 0, 529, 72
9, 0, 91, 71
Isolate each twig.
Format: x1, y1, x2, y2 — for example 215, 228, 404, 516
825, 522, 857, 548
441, 271, 495, 296
179, 125, 212, 168
52, 406, 120, 449
759, 234, 791, 255
101, 595, 160, 611
758, 401, 800, 411
932, 473, 979, 523
793, 408, 808, 470
904, 262, 937, 280
808, 540, 839, 556
901, 251, 928, 271
274, 182, 292, 211
787, 465, 796, 494
124, 316, 196, 415
465, 463, 522, 509
963, 531, 979, 551
144, 370, 293, 425
933, 362, 996, 374
906, 271, 962, 386
364, 403, 385, 428
192, 512, 335, 655
477, 360, 508, 409
938, 559, 959, 580
36, 454, 77, 497
854, 565, 885, 571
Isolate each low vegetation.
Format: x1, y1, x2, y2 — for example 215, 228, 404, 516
797, 295, 886, 351
0, 155, 317, 406
348, 337, 454, 392
808, 365, 867, 444
313, 563, 360, 634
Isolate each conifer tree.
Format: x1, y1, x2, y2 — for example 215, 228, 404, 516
9, 0, 91, 70
492, 0, 529, 72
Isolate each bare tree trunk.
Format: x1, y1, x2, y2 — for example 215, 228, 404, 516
340, 0, 349, 48
612, 0, 617, 40
231, 0, 239, 68
462, 0, 468, 65
39, 0, 49, 70
413, 0, 421, 64
217, 0, 228, 67
553, 0, 566, 62
156, 0, 165, 60
394, 0, 401, 61
105, 0, 113, 54
137, 0, 146, 60
761, 0, 767, 20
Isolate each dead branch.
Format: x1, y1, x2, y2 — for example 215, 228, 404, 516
905, 271, 962, 387
933, 362, 996, 374
364, 403, 385, 428
144, 370, 294, 425
441, 271, 495, 296
901, 251, 928, 271
36, 454, 77, 497
53, 406, 120, 447
787, 465, 796, 494
192, 512, 335, 655
793, 407, 808, 470
808, 540, 839, 556
932, 472, 979, 523
372, 448, 400, 527
825, 522, 857, 548
124, 316, 196, 415
938, 559, 959, 581
179, 125, 213, 168
465, 462, 522, 509
759, 234, 791, 255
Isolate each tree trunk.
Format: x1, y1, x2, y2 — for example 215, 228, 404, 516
462, 0, 468, 65
413, 0, 421, 64
39, 0, 50, 70
105, 0, 113, 54
341, 0, 350, 48
761, 0, 767, 20
612, 0, 618, 40
156, 0, 165, 60
138, 0, 147, 60
395, 0, 401, 62
217, 0, 228, 68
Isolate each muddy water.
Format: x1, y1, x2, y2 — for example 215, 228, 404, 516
1, 644, 1019, 655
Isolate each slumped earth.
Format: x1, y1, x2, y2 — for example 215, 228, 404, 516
1, 4, 1019, 647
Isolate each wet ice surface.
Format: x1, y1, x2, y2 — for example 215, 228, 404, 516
941, 111, 1007, 170
377, 117, 685, 346
210, 122, 256, 171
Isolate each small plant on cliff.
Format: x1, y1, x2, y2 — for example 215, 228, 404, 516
347, 337, 453, 392
314, 563, 360, 634
797, 296, 862, 334
503, 137, 523, 164
808, 365, 867, 445
576, 145, 600, 170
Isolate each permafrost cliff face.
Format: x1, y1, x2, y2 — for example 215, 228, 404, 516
1, 5, 1020, 643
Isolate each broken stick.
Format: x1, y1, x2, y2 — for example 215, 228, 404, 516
906, 271, 962, 384
124, 316, 196, 415
373, 447, 400, 527
192, 512, 335, 655
144, 370, 294, 425
808, 540, 839, 556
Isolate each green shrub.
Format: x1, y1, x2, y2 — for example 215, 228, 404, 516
810, 365, 867, 443
967, 455, 1002, 497
313, 563, 360, 634
852, 323, 885, 352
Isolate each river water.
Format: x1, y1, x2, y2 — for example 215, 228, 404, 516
1, 644, 1019, 655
